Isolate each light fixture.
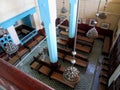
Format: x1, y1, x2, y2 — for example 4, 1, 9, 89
86, 26, 98, 39
96, 0, 108, 19
4, 35, 18, 55
63, 0, 80, 83
61, 0, 67, 13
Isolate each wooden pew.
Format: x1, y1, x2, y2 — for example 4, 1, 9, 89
77, 35, 94, 45
57, 39, 67, 46
99, 76, 108, 85
33, 56, 51, 67
101, 64, 109, 71
102, 36, 110, 56
25, 40, 38, 50
76, 44, 91, 53
59, 25, 68, 31
77, 29, 86, 35
30, 61, 41, 70
35, 35, 45, 43
98, 34, 104, 40
58, 47, 88, 61
76, 53, 88, 61
8, 55, 19, 65
100, 70, 109, 78
60, 31, 68, 36
50, 72, 76, 88
17, 47, 29, 57
64, 55, 88, 68
38, 65, 52, 76
58, 52, 65, 60
58, 47, 71, 54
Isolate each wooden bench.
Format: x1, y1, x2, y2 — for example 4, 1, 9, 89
76, 44, 91, 53
77, 35, 94, 44
64, 55, 88, 68
58, 47, 71, 54
60, 31, 68, 36
57, 39, 67, 46
58, 47, 88, 61
17, 47, 29, 57
100, 70, 109, 78
59, 25, 68, 31
102, 36, 110, 56
98, 34, 104, 40
26, 40, 38, 49
21, 29, 30, 34
58, 52, 65, 60
30, 61, 41, 70
99, 76, 108, 85
101, 64, 109, 71
102, 59, 109, 65
38, 65, 51, 76
50, 72, 76, 88
8, 55, 19, 64
77, 29, 86, 35
33, 56, 51, 67
76, 53, 88, 61
35, 36, 44, 43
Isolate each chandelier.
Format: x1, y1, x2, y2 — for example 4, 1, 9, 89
96, 0, 108, 19
63, 0, 80, 83
63, 65, 80, 83
86, 21, 98, 39
3, 34, 18, 55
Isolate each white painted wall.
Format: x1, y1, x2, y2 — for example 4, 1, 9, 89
111, 19, 120, 49
7, 26, 20, 45
32, 0, 43, 30
0, 0, 35, 23
56, 0, 120, 30
108, 64, 120, 86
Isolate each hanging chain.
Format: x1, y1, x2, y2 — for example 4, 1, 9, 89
71, 0, 80, 63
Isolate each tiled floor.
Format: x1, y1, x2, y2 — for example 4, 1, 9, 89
16, 38, 103, 90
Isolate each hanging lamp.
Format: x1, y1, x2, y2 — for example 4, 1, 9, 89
63, 0, 80, 83
96, 0, 108, 19
61, 0, 67, 13
86, 20, 98, 39
4, 34, 18, 55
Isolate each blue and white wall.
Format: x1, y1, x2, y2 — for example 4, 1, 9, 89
0, 0, 43, 45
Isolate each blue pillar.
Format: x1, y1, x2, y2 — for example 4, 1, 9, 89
37, 0, 58, 63
69, 0, 78, 38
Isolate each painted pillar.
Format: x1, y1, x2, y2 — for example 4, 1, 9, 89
37, 0, 58, 63
69, 0, 78, 38
7, 25, 20, 45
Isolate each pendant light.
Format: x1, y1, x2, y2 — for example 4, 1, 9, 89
63, 0, 80, 83
61, 0, 67, 13
4, 34, 18, 55
96, 0, 108, 19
